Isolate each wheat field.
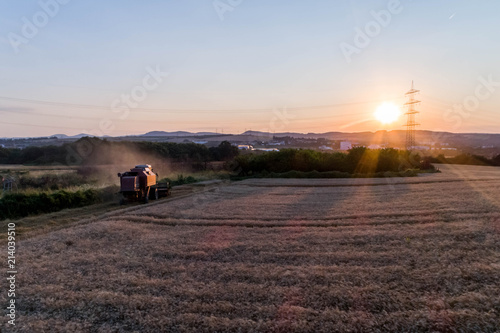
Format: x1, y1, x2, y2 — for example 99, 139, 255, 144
2, 164, 500, 332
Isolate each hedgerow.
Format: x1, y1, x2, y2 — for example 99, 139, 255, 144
0, 138, 238, 165
161, 174, 198, 187
234, 147, 431, 176
0, 188, 105, 220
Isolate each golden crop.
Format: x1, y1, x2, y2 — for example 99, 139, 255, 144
2, 164, 499, 332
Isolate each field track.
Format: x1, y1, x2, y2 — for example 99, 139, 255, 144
2, 164, 500, 332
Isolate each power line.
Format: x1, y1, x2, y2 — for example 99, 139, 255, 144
0, 95, 393, 114
0, 106, 373, 123
0, 120, 90, 131
0, 109, 101, 120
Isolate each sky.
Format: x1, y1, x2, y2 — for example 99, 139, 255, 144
0, 0, 499, 137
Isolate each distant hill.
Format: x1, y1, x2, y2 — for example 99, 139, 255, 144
116, 130, 500, 149
53, 133, 97, 139
20, 130, 500, 152
142, 131, 218, 137
232, 130, 500, 149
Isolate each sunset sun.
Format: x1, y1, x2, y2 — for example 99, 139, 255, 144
374, 103, 401, 125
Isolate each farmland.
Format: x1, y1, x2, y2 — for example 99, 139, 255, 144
1, 164, 500, 332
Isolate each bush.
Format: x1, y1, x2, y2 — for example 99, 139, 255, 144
448, 153, 491, 166
492, 154, 500, 166
419, 157, 436, 171
209, 141, 239, 161
0, 188, 105, 220
161, 174, 198, 187
427, 153, 499, 167
234, 148, 425, 176
18, 173, 89, 190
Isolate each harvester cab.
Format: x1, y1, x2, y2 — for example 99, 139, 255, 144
118, 164, 170, 204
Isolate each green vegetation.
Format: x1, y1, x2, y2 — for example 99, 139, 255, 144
0, 187, 117, 220
0, 164, 122, 220
208, 140, 239, 161
0, 144, 438, 221
0, 138, 238, 166
429, 153, 500, 167
162, 174, 198, 187
234, 147, 433, 177
17, 173, 89, 191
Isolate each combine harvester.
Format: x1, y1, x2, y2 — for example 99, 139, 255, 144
117, 164, 171, 204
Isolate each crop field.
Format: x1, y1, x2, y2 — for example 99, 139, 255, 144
2, 164, 500, 332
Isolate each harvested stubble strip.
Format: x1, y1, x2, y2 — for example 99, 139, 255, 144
105, 213, 499, 230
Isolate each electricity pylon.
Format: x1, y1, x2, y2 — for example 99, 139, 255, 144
404, 81, 420, 150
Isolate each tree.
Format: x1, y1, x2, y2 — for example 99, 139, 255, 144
210, 141, 239, 161
492, 154, 500, 166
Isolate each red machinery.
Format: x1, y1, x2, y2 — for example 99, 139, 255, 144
118, 164, 170, 204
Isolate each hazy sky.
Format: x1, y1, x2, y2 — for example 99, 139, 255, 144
1, 0, 499, 137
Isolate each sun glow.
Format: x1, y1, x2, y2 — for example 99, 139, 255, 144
374, 102, 401, 125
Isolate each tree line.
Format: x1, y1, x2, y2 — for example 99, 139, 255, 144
428, 153, 500, 167
234, 147, 433, 176
0, 138, 239, 165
